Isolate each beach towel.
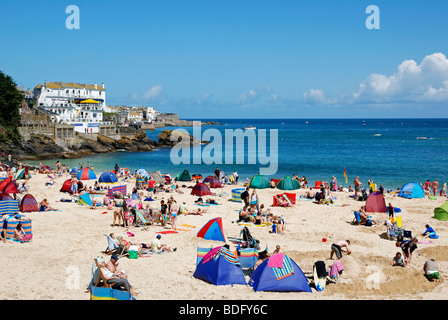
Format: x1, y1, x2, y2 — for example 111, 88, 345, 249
268, 253, 284, 268
329, 260, 344, 278
215, 247, 240, 266
202, 246, 223, 264
156, 230, 178, 234
271, 254, 294, 280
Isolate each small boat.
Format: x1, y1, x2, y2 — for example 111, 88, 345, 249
244, 126, 256, 130
417, 137, 428, 140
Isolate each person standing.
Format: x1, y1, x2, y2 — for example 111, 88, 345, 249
354, 177, 362, 198
214, 167, 220, 179
240, 187, 250, 210
432, 179, 439, 197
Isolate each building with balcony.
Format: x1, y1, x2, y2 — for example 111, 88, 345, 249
33, 81, 107, 133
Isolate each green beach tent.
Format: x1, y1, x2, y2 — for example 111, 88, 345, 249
434, 201, 448, 221
277, 175, 300, 190
175, 169, 192, 182
249, 174, 271, 189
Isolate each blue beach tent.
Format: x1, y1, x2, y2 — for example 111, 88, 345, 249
98, 171, 118, 184
78, 192, 93, 206
193, 246, 247, 286
248, 253, 312, 292
398, 182, 425, 199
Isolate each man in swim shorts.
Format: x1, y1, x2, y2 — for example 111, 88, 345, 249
330, 240, 351, 260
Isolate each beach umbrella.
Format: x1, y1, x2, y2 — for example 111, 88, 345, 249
98, 171, 118, 184
41, 165, 53, 172
249, 174, 271, 189
197, 217, 226, 242
0, 164, 9, 171
203, 176, 222, 188
191, 182, 212, 196
77, 168, 97, 180
80, 99, 99, 104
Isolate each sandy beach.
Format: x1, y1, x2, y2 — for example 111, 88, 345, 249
1, 171, 447, 300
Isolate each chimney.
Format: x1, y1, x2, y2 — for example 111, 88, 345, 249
102, 82, 105, 89
94, 82, 97, 89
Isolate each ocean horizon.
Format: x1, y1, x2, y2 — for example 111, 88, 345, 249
28, 118, 448, 190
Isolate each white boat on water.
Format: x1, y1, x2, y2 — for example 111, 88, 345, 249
244, 126, 256, 130
417, 136, 428, 140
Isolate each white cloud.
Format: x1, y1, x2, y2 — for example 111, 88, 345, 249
195, 90, 215, 104
303, 52, 448, 106
142, 84, 163, 100
353, 52, 448, 104
237, 84, 272, 104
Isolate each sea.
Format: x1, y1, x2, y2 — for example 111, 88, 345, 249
29, 118, 448, 190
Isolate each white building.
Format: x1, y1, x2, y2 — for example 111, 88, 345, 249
33, 81, 108, 133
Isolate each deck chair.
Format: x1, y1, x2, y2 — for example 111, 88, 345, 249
85, 257, 111, 292
386, 220, 403, 240
135, 210, 152, 226
116, 237, 129, 258
104, 234, 119, 255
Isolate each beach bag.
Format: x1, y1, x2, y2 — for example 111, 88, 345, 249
128, 251, 138, 259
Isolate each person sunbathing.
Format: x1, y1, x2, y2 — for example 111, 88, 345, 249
99, 262, 138, 296
39, 198, 56, 212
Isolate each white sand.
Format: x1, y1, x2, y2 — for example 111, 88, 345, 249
1, 171, 447, 300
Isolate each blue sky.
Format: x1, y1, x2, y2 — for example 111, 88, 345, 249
1, 0, 448, 118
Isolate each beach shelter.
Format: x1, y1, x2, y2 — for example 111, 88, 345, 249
249, 174, 271, 189
70, 168, 79, 178
107, 185, 127, 199
175, 169, 192, 182
78, 192, 93, 206
203, 176, 222, 188
150, 171, 164, 184
277, 175, 300, 190
2, 180, 19, 194
231, 188, 245, 203
193, 246, 247, 286
60, 179, 84, 194
98, 171, 118, 184
39, 165, 53, 174
0, 177, 11, 191
135, 168, 150, 178
398, 182, 425, 199
197, 217, 226, 242
0, 199, 19, 216
89, 286, 132, 300
365, 191, 387, 213
0, 193, 13, 201
14, 168, 31, 180
77, 168, 97, 180
191, 182, 212, 196
19, 194, 39, 212
238, 247, 259, 269
434, 201, 448, 221
273, 193, 296, 206
248, 253, 312, 293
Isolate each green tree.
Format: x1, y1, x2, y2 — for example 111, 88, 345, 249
0, 70, 23, 140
